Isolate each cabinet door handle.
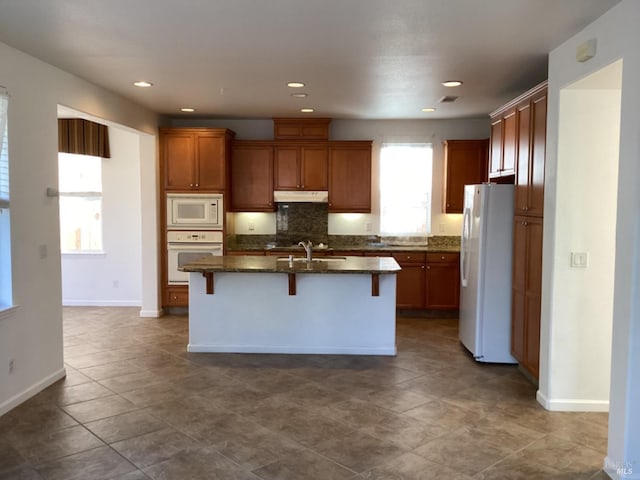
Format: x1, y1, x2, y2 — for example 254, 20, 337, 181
421, 265, 425, 269
441, 256, 445, 260
190, 183, 194, 187
426, 265, 431, 270
522, 221, 528, 226
446, 203, 450, 208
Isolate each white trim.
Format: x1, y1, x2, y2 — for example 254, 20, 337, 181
0, 304, 18, 322
62, 299, 141, 307
0, 368, 66, 417
139, 308, 163, 318
188, 344, 397, 356
536, 390, 609, 412
61, 251, 107, 256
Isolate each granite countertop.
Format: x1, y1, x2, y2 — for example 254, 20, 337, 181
180, 255, 401, 274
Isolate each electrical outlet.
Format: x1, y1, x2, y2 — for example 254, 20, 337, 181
113, 280, 119, 288
365, 222, 372, 232
39, 244, 48, 259
8, 358, 14, 374
248, 222, 255, 231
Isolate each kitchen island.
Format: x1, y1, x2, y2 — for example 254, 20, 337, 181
182, 255, 401, 355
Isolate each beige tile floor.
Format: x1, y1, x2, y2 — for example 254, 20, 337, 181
0, 307, 610, 479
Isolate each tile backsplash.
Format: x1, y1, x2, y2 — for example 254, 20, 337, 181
275, 203, 329, 246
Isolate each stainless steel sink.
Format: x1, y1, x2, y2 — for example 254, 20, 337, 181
276, 257, 347, 263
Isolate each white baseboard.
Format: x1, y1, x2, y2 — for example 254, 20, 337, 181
187, 344, 397, 356
62, 300, 141, 307
139, 308, 163, 318
0, 367, 66, 417
604, 456, 640, 479
537, 390, 609, 412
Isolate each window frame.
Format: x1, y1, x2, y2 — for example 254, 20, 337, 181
0, 86, 13, 312
379, 142, 433, 236
58, 152, 105, 254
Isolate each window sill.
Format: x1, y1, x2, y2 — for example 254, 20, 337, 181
61, 251, 106, 256
0, 304, 19, 322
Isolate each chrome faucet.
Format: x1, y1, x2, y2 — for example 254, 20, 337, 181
298, 240, 313, 262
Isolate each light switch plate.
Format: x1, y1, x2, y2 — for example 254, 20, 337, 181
570, 252, 589, 268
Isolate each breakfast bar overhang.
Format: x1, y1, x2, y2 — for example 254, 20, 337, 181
182, 256, 401, 355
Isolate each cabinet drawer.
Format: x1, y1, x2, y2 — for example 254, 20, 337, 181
392, 252, 426, 264
426, 252, 459, 263
166, 287, 188, 306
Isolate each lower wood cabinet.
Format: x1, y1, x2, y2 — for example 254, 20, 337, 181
392, 251, 460, 310
392, 253, 426, 309
165, 286, 188, 307
425, 253, 460, 310
511, 215, 543, 378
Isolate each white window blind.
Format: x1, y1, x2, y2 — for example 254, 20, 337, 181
0, 87, 8, 209
379, 143, 433, 235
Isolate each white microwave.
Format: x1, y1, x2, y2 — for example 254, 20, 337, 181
166, 193, 223, 229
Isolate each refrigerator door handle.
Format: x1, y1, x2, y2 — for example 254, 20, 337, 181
461, 206, 471, 287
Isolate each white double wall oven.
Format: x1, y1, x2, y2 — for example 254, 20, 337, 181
166, 193, 224, 285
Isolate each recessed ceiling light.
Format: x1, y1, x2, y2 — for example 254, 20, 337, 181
291, 93, 308, 98
133, 81, 153, 88
300, 108, 314, 113
287, 82, 305, 88
421, 107, 437, 112
180, 108, 196, 112
442, 80, 463, 87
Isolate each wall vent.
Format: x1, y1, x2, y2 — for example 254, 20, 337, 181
440, 95, 459, 103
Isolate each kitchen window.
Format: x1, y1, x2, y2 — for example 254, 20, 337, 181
0, 86, 12, 311
379, 143, 433, 235
58, 153, 103, 253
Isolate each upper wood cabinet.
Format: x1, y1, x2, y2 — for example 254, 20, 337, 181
273, 118, 331, 140
443, 139, 489, 213
328, 142, 372, 213
274, 144, 328, 191
230, 142, 275, 212
515, 83, 547, 217
489, 107, 517, 179
160, 128, 235, 191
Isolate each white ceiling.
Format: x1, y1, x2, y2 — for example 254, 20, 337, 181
0, 0, 620, 120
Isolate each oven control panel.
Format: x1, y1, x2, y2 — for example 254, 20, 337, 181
167, 231, 223, 243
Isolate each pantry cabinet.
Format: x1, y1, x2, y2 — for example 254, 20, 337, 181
328, 142, 372, 213
515, 83, 547, 217
511, 215, 543, 378
160, 128, 234, 191
498, 80, 548, 381
443, 139, 489, 213
274, 144, 328, 191
230, 142, 275, 212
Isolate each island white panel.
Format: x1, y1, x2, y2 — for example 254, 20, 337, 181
188, 272, 397, 355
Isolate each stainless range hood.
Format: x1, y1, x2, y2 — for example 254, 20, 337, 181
273, 191, 328, 203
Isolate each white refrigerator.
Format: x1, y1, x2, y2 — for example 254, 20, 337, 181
459, 183, 517, 364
